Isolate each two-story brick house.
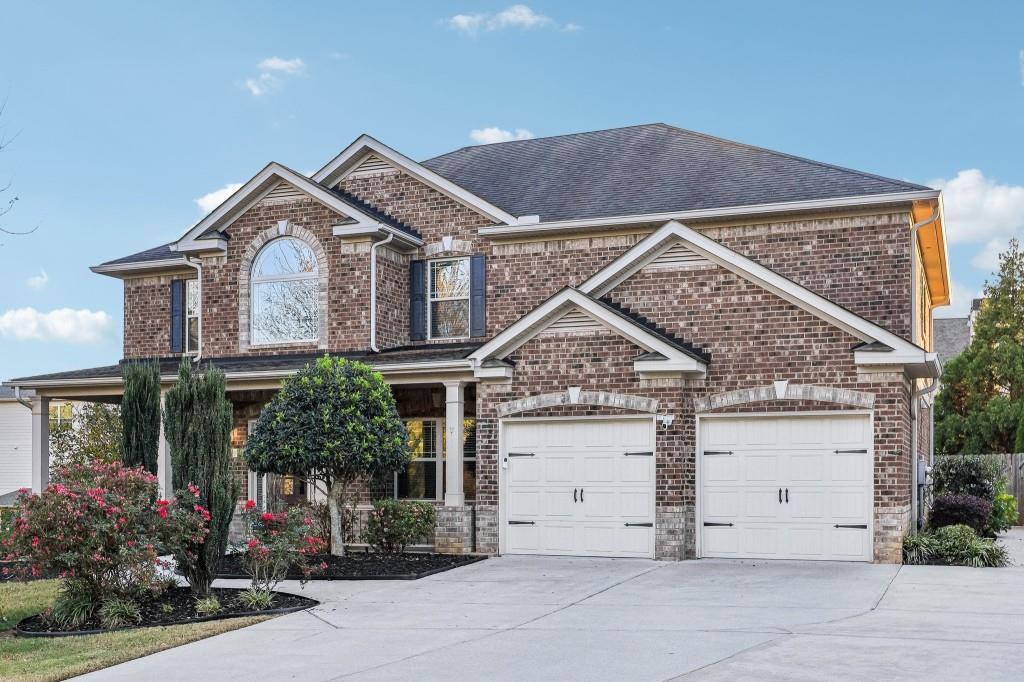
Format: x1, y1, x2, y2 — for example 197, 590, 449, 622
7, 124, 949, 562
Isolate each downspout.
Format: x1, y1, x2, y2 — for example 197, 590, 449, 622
912, 377, 941, 531
14, 387, 33, 410
183, 256, 203, 363
369, 230, 394, 353
909, 206, 941, 532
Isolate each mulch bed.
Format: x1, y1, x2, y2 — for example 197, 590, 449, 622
217, 551, 486, 580
16, 587, 317, 637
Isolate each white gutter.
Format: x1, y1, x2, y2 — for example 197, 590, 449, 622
13, 387, 33, 410
183, 257, 203, 362
90, 258, 190, 277
911, 375, 942, 532
369, 232, 395, 352
478, 190, 941, 238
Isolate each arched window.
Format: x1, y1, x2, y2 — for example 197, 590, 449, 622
250, 237, 320, 345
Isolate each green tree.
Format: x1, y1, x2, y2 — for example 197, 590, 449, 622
244, 356, 409, 556
935, 239, 1024, 454
50, 402, 123, 468
120, 361, 161, 474
163, 362, 238, 595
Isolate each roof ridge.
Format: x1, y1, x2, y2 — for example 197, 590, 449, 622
652, 123, 930, 192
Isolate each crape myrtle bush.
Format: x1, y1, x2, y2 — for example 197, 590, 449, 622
363, 500, 437, 555
927, 494, 993, 535
931, 455, 1003, 500
1, 462, 208, 606
238, 501, 326, 603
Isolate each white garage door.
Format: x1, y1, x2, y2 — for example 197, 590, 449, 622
700, 414, 873, 562
503, 418, 655, 558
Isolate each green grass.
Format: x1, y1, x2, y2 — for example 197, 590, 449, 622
0, 580, 267, 682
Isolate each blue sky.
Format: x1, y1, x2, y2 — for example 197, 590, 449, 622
1, 1, 1023, 381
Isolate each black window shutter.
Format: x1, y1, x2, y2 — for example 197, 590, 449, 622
169, 279, 185, 353
409, 260, 426, 341
470, 254, 486, 338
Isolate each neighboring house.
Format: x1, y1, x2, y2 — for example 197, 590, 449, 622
0, 388, 74, 505
4, 124, 950, 563
934, 298, 984, 367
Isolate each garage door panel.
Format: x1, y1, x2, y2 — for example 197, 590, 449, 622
544, 456, 576, 483
617, 489, 654, 518
581, 455, 616, 483
509, 458, 541, 484
508, 489, 541, 517
542, 489, 575, 517
540, 523, 577, 553
506, 524, 540, 552
620, 457, 654, 483
701, 415, 872, 562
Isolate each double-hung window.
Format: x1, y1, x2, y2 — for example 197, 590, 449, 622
396, 418, 477, 501
428, 258, 470, 339
185, 279, 200, 354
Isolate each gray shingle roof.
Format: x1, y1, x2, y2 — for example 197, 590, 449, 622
934, 317, 971, 366
99, 242, 180, 267
421, 123, 930, 222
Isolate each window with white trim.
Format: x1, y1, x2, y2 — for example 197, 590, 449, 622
428, 258, 470, 339
250, 237, 319, 345
48, 402, 73, 431
396, 418, 476, 501
185, 279, 200, 354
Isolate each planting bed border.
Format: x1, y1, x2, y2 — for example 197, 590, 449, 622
14, 590, 318, 638
216, 554, 487, 581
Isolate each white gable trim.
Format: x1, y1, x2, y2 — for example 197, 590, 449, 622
581, 220, 939, 377
467, 288, 706, 379
174, 163, 422, 252
312, 135, 518, 226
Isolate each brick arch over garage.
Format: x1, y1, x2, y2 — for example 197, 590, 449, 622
238, 219, 331, 352
496, 389, 660, 418
693, 383, 875, 413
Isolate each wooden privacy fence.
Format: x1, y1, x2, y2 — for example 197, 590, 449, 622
932, 453, 1024, 525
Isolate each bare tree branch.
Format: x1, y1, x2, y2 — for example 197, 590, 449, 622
0, 97, 37, 239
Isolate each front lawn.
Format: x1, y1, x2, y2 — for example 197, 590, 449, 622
0, 580, 266, 682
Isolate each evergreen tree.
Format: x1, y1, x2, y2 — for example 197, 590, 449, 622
120, 361, 161, 474
935, 239, 1024, 453
163, 362, 238, 595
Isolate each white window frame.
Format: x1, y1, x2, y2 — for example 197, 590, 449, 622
48, 401, 74, 430
250, 237, 320, 346
185, 278, 200, 355
395, 417, 476, 502
427, 257, 471, 341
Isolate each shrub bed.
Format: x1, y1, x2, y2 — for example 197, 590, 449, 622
217, 551, 484, 580
927, 494, 993, 535
903, 524, 1010, 567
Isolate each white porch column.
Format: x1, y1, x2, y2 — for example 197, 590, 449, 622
443, 381, 465, 507
30, 397, 50, 492
157, 390, 172, 496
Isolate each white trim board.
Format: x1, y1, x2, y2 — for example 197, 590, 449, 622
174, 162, 423, 253
467, 288, 706, 379
312, 135, 518, 226
580, 220, 939, 379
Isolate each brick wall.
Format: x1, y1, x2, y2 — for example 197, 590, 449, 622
124, 275, 177, 358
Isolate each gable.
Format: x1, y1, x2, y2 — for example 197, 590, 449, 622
258, 180, 314, 207
345, 153, 398, 179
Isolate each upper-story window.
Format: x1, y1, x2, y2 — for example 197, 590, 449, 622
185, 279, 200, 354
428, 258, 470, 339
251, 237, 320, 345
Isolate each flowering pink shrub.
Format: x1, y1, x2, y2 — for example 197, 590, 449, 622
1, 462, 207, 604
238, 503, 326, 596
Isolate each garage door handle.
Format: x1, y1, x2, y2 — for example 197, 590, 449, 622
779, 488, 782, 504
703, 450, 733, 456
834, 524, 868, 529
508, 452, 535, 457
835, 449, 867, 454
508, 520, 535, 525
785, 488, 789, 503
573, 488, 577, 503
624, 522, 653, 527
703, 522, 734, 527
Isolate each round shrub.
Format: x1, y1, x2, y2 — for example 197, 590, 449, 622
927, 493, 993, 535
931, 455, 1002, 499
931, 524, 1009, 568
990, 492, 1018, 535
363, 500, 437, 555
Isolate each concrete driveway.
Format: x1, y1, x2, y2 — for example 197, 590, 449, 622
81, 552, 1024, 681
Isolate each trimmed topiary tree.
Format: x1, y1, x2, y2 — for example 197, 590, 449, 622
244, 356, 409, 556
120, 361, 161, 474
163, 362, 238, 595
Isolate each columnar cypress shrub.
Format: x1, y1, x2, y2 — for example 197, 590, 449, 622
163, 362, 238, 595
120, 361, 161, 475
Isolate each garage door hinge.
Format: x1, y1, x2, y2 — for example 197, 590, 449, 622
624, 522, 653, 527
834, 449, 868, 454
507, 452, 536, 457
703, 450, 733, 456
508, 520, 535, 525
834, 524, 868, 529
623, 451, 654, 457
703, 522, 734, 527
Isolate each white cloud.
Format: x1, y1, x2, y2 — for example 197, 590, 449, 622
195, 182, 243, 214
244, 56, 306, 96
445, 5, 577, 34
257, 56, 306, 75
25, 270, 48, 290
928, 169, 1024, 245
0, 308, 112, 343
935, 279, 984, 318
970, 238, 1008, 273
470, 127, 535, 144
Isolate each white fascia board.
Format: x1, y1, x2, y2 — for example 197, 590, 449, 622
583, 220, 928, 360
468, 288, 704, 373
478, 190, 940, 238
90, 258, 190, 277
312, 135, 518, 225
332, 224, 423, 247
634, 358, 706, 379
472, 364, 514, 380
175, 163, 382, 250
170, 238, 228, 254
